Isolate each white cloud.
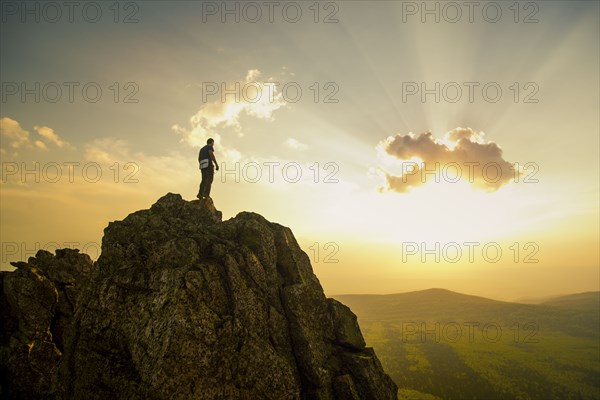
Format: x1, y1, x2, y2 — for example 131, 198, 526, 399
378, 127, 520, 193
172, 69, 288, 168
84, 137, 132, 164
34, 125, 74, 149
0, 118, 74, 155
0, 117, 30, 149
175, 69, 286, 149
284, 138, 308, 151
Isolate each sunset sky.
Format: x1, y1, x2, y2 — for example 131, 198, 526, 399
1, 1, 598, 301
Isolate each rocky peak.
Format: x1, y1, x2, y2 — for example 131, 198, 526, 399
1, 194, 397, 399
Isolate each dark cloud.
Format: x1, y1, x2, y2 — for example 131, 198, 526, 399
380, 128, 520, 193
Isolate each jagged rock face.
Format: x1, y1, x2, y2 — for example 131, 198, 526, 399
1, 193, 397, 400
1, 248, 93, 399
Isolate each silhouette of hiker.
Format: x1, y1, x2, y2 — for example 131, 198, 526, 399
197, 138, 219, 199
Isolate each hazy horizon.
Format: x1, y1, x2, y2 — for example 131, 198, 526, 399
329, 286, 600, 303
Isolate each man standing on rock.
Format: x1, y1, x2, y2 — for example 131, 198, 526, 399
197, 138, 219, 199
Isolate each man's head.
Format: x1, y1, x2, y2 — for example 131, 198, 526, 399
207, 138, 214, 146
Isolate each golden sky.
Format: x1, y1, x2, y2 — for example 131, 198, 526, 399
1, 1, 598, 300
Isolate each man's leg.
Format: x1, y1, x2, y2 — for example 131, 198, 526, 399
205, 168, 214, 197
199, 168, 208, 198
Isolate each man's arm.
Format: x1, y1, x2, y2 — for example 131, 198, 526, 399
210, 149, 219, 170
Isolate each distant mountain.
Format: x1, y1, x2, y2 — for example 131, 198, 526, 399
334, 288, 600, 400
515, 291, 600, 308
541, 291, 600, 311
513, 294, 559, 304
336, 288, 598, 338
336, 288, 513, 319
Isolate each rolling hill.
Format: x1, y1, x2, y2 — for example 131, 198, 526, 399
541, 291, 600, 311
334, 289, 600, 400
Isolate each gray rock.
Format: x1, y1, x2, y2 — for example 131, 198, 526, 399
1, 193, 397, 399
1, 248, 93, 400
